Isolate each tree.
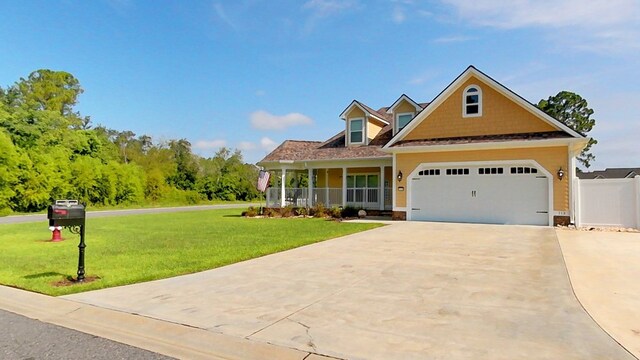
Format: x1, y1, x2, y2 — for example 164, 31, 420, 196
13, 69, 83, 117
0, 131, 19, 214
538, 91, 597, 168
167, 139, 199, 190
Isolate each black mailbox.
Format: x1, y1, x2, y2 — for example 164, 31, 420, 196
48, 200, 86, 227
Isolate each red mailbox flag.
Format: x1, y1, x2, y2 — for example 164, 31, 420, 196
257, 170, 270, 192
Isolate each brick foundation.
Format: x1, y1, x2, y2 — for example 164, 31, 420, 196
392, 211, 407, 221
553, 216, 571, 226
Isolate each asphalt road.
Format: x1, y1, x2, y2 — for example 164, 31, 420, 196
0, 309, 173, 360
0, 203, 258, 225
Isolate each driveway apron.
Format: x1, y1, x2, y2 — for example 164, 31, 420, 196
64, 222, 634, 360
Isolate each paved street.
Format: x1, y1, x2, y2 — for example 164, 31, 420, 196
0, 309, 173, 360
0, 203, 257, 225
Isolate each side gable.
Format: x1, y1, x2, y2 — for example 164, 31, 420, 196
385, 66, 584, 148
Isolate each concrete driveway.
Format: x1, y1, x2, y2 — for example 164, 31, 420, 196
64, 222, 634, 360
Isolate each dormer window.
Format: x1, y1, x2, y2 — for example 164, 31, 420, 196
463, 85, 482, 117
349, 118, 364, 144
396, 113, 413, 133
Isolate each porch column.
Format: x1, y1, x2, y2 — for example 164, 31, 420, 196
308, 168, 314, 208
325, 169, 329, 206
280, 169, 286, 208
379, 166, 385, 211
342, 167, 347, 207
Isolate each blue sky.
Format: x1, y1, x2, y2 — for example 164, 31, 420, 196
1, 0, 638, 169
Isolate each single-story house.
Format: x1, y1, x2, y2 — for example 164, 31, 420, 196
577, 168, 640, 179
258, 66, 589, 226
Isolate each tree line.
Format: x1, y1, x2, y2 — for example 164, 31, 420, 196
0, 69, 260, 215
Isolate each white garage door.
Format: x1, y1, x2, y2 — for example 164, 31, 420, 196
409, 164, 549, 225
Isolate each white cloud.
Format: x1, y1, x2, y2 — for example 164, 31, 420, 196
212, 2, 237, 30
442, 0, 639, 29
432, 35, 475, 44
392, 7, 406, 24
440, 0, 640, 53
250, 110, 313, 130
193, 139, 226, 150
408, 70, 439, 85
303, 0, 359, 17
237, 141, 257, 151
260, 137, 278, 151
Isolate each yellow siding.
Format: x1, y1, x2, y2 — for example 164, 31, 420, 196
395, 100, 416, 114
405, 76, 556, 140
368, 121, 383, 141
327, 169, 342, 188
395, 146, 569, 211
349, 167, 379, 174
346, 107, 365, 119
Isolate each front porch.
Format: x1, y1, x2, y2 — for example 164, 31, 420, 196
263, 164, 393, 211
265, 186, 393, 210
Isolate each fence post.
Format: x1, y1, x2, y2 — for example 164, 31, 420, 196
266, 188, 271, 208
573, 178, 581, 227
635, 176, 640, 229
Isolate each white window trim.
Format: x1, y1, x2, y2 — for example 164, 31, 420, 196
462, 85, 482, 118
346, 173, 380, 188
395, 112, 414, 135
348, 117, 365, 145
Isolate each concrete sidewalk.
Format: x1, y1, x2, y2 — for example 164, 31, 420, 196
0, 285, 329, 360
557, 229, 640, 359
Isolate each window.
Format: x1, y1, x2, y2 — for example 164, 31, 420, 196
478, 167, 504, 175
418, 169, 441, 176
396, 113, 413, 133
346, 174, 378, 203
463, 85, 482, 117
510, 167, 538, 174
445, 168, 470, 175
349, 118, 364, 144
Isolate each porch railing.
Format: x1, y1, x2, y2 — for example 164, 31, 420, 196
266, 187, 392, 210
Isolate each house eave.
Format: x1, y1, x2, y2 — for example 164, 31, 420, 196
258, 155, 393, 169
382, 137, 589, 154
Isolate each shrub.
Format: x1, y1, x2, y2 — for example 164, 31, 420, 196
263, 207, 280, 218
242, 206, 258, 217
341, 206, 359, 218
281, 205, 295, 217
297, 207, 308, 216
310, 203, 327, 217
330, 206, 342, 219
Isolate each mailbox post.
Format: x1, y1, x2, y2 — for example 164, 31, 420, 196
47, 200, 87, 282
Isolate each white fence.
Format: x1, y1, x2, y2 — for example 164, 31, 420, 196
575, 177, 640, 229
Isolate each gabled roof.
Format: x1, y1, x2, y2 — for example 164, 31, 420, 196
385, 94, 424, 114
339, 100, 390, 124
577, 168, 640, 179
384, 65, 585, 149
258, 128, 392, 164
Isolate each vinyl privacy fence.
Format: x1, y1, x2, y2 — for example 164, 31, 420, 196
575, 176, 640, 229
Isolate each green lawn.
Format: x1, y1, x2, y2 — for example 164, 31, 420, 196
0, 209, 382, 296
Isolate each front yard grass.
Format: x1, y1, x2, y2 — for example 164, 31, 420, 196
0, 209, 382, 296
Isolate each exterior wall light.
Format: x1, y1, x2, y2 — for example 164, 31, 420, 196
397, 171, 403, 182
557, 167, 565, 181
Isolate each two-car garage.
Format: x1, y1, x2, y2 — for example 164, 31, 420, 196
408, 162, 551, 225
